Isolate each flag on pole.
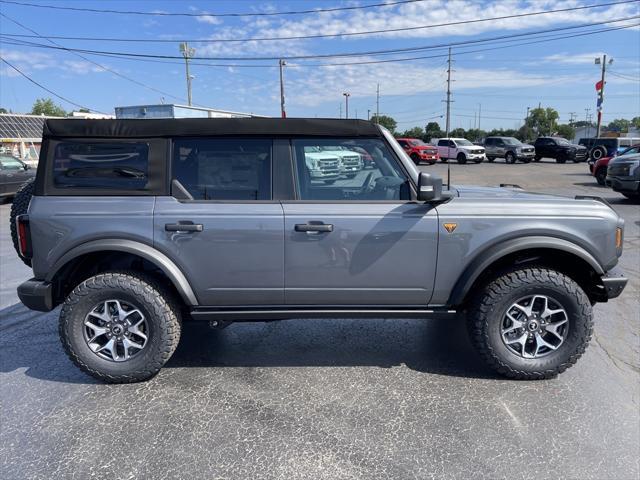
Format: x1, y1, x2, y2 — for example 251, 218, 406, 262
595, 80, 604, 91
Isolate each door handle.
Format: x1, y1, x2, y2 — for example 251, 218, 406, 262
295, 223, 333, 233
165, 222, 203, 232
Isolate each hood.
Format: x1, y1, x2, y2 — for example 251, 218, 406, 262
452, 185, 564, 200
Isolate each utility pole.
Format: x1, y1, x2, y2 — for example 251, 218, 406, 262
278, 59, 286, 118
478, 103, 481, 132
444, 47, 453, 138
568, 112, 576, 127
375, 83, 380, 123
179, 42, 195, 106
595, 54, 611, 138
367, 109, 370, 121
343, 92, 350, 119
585, 108, 592, 138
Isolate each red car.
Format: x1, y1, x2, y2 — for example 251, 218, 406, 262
592, 144, 639, 185
396, 138, 439, 165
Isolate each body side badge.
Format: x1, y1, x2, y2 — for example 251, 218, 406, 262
443, 223, 458, 233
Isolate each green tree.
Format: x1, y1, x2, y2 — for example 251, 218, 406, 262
31, 98, 66, 117
631, 117, 640, 129
555, 124, 575, 140
0, 107, 8, 114
465, 128, 486, 142
573, 120, 595, 128
370, 114, 397, 133
526, 107, 559, 137
606, 118, 630, 132
450, 127, 467, 138
424, 121, 444, 141
399, 126, 424, 139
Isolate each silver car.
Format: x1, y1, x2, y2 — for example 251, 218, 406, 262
484, 136, 535, 164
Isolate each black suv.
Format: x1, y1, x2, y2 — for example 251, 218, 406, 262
533, 137, 588, 163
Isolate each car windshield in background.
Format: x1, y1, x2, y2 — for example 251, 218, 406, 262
0, 155, 25, 170
556, 138, 571, 145
410, 140, 426, 146
456, 139, 474, 146
503, 138, 522, 145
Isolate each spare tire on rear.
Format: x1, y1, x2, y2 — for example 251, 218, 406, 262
10, 178, 35, 267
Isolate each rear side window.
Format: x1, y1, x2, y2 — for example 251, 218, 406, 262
53, 142, 149, 190
172, 138, 272, 200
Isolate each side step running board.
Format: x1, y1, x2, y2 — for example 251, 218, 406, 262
190, 308, 458, 322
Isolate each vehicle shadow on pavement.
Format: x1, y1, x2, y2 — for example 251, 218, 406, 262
166, 317, 499, 379
0, 302, 498, 382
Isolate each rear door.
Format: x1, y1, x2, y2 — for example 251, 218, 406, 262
282, 137, 438, 306
154, 137, 284, 306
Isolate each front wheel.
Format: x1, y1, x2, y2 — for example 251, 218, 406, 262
59, 272, 182, 383
410, 153, 421, 165
595, 167, 607, 186
456, 153, 467, 164
467, 267, 593, 380
487, 156, 495, 162
505, 152, 516, 164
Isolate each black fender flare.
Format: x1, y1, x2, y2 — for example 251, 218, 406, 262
447, 236, 604, 306
46, 239, 199, 306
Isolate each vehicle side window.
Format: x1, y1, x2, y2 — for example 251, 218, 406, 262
0, 156, 24, 170
293, 138, 411, 201
484, 138, 493, 146
449, 140, 456, 147
397, 140, 408, 148
437, 139, 448, 147
172, 138, 272, 201
53, 142, 149, 190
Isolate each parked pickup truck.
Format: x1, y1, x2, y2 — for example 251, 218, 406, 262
435, 138, 486, 164
12, 118, 627, 383
533, 137, 588, 163
484, 136, 535, 164
396, 137, 439, 165
317, 145, 363, 178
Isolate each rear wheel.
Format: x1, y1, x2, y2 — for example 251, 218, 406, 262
505, 152, 516, 164
556, 157, 567, 164
59, 272, 182, 383
487, 156, 495, 162
456, 153, 467, 164
9, 178, 34, 267
467, 267, 592, 379
595, 167, 607, 186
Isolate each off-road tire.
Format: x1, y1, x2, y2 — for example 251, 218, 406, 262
595, 167, 607, 186
590, 145, 607, 161
410, 153, 421, 165
59, 272, 182, 383
467, 267, 593, 380
487, 156, 495, 162
9, 177, 35, 267
456, 153, 467, 164
505, 152, 516, 164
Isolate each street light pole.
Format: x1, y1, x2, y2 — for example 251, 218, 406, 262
279, 59, 287, 118
343, 92, 350, 119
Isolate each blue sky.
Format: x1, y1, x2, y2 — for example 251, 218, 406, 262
1, 0, 639, 131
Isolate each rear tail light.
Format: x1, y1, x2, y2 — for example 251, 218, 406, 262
16, 214, 32, 259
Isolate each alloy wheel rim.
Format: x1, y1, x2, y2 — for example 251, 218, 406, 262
83, 299, 149, 362
500, 295, 569, 359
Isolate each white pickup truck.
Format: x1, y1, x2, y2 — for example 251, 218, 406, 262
434, 138, 486, 164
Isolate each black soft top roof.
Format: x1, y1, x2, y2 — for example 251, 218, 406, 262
42, 117, 382, 139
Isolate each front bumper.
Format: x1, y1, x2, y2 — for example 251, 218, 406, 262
600, 268, 628, 299
517, 151, 535, 160
606, 176, 640, 194
18, 278, 54, 312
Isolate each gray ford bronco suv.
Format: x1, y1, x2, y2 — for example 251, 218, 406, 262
14, 118, 627, 383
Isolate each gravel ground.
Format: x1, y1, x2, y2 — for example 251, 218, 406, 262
1, 159, 638, 480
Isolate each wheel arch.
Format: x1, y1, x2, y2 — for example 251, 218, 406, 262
46, 239, 199, 307
448, 236, 605, 307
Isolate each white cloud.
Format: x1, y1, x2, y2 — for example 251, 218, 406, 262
541, 51, 608, 64
63, 60, 106, 75
197, 14, 223, 25
0, 49, 109, 77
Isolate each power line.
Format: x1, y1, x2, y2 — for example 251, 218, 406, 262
1, 16, 637, 62
0, 0, 427, 17
0, 13, 191, 104
608, 70, 640, 80
1, 1, 636, 43
0, 57, 107, 114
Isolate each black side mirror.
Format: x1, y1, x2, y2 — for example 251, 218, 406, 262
417, 172, 443, 202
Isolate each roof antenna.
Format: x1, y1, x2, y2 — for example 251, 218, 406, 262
444, 47, 453, 190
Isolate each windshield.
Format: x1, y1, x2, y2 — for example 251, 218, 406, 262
455, 139, 474, 146
503, 137, 522, 145
555, 137, 571, 145
409, 139, 426, 146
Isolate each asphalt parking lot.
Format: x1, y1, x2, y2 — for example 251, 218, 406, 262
1, 159, 638, 480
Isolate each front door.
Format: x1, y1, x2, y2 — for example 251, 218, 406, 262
154, 137, 284, 306
283, 137, 439, 306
